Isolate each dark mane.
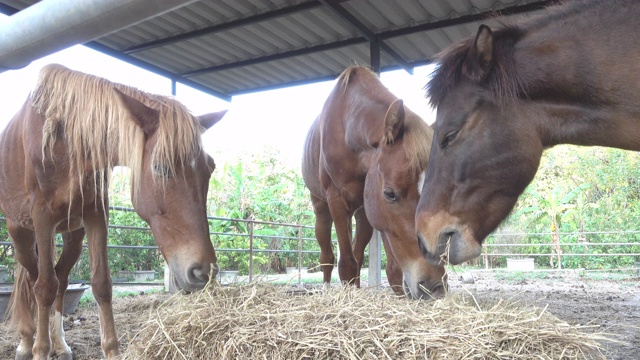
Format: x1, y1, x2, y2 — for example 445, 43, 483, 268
427, 0, 610, 108
426, 25, 524, 108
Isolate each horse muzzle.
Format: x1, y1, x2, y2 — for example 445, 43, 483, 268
402, 277, 447, 300
172, 261, 218, 292
402, 265, 448, 300
416, 210, 482, 265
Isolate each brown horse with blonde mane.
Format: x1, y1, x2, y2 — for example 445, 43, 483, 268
0, 64, 226, 360
302, 66, 446, 299
416, 0, 640, 265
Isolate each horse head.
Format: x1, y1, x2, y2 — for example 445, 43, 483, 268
364, 99, 447, 299
415, 26, 543, 265
115, 89, 227, 291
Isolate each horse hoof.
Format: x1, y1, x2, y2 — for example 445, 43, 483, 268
53, 353, 73, 360
14, 352, 33, 360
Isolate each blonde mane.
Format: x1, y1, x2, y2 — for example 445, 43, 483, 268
338, 66, 433, 174
31, 64, 204, 204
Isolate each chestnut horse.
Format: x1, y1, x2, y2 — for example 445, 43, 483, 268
302, 66, 446, 299
0, 64, 226, 360
416, 0, 640, 265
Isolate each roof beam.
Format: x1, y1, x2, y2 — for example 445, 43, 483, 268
179, 1, 550, 79
318, 0, 412, 75
228, 59, 430, 97
181, 37, 365, 77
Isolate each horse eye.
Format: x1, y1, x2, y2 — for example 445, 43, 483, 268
441, 130, 459, 149
152, 163, 171, 177
383, 188, 398, 202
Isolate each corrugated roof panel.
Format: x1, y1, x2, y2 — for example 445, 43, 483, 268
294, 8, 356, 39
267, 60, 309, 82
447, 0, 474, 14
164, 43, 219, 70
188, 2, 222, 23
302, 52, 349, 74
194, 72, 237, 94
0, 0, 553, 99
264, 18, 308, 48
394, 0, 433, 24
132, 49, 190, 74
385, 36, 426, 62
204, 1, 246, 20
274, 16, 324, 44
285, 57, 326, 78
421, 0, 456, 20
399, 32, 445, 57
169, 5, 212, 28
342, 0, 392, 31
185, 37, 241, 65
197, 33, 253, 61
217, 28, 272, 57
244, 23, 292, 50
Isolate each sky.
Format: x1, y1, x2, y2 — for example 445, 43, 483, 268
0, 26, 436, 169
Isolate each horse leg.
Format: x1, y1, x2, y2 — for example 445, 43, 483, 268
30, 215, 59, 360
83, 203, 119, 359
50, 228, 85, 360
326, 192, 358, 285
6, 220, 38, 360
310, 194, 334, 290
352, 208, 373, 288
380, 233, 404, 296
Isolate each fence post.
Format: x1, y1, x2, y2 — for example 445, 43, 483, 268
484, 244, 489, 270
249, 221, 254, 283
163, 262, 177, 293
368, 230, 381, 289
297, 226, 303, 287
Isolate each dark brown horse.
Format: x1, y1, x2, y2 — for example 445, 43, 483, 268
302, 66, 446, 299
0, 64, 226, 359
415, 0, 640, 265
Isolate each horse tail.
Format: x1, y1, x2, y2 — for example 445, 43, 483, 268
7, 262, 36, 335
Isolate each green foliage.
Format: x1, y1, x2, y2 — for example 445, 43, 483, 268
4, 144, 640, 281
207, 147, 318, 274
0, 218, 14, 272
500, 145, 640, 269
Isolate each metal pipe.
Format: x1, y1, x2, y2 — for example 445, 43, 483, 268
0, 0, 197, 72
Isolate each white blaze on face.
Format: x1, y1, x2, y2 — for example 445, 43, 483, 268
417, 170, 426, 195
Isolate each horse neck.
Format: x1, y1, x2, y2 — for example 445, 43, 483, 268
341, 87, 395, 150
511, 4, 640, 151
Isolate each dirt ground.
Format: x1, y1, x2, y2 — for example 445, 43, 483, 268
0, 270, 637, 359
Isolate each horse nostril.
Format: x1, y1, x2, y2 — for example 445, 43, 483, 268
438, 229, 458, 253
442, 230, 456, 241
187, 264, 210, 286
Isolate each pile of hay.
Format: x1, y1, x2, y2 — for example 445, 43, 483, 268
120, 283, 612, 359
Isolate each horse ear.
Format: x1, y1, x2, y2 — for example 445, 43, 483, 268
383, 99, 405, 145
113, 88, 160, 136
198, 110, 227, 130
463, 24, 494, 81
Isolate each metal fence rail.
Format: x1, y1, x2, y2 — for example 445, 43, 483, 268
1, 209, 639, 290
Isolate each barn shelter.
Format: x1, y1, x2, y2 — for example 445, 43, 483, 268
0, 0, 553, 101
0, 0, 554, 288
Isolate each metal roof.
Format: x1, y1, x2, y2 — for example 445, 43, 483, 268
0, 0, 553, 102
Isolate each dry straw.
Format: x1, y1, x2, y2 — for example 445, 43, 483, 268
120, 282, 613, 360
